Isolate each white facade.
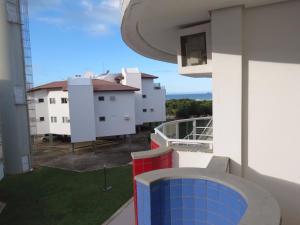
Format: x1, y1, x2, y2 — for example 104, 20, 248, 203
121, 68, 166, 125
33, 89, 70, 136
32, 70, 166, 142
121, 1, 300, 224
68, 78, 95, 143
94, 92, 136, 137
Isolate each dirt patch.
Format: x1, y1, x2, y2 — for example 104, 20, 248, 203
31, 131, 151, 172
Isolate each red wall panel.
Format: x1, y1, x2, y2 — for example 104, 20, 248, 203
132, 149, 173, 225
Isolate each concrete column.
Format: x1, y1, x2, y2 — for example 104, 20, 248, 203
0, 0, 31, 174
211, 6, 243, 176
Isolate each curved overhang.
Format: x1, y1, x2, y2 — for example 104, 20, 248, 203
121, 0, 288, 63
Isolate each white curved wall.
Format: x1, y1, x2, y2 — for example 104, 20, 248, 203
172, 151, 213, 168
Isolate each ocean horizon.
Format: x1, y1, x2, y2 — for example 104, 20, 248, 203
166, 93, 212, 100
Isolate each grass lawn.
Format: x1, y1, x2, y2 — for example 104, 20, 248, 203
0, 166, 133, 225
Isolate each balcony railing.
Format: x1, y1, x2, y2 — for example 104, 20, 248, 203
154, 83, 163, 90
154, 116, 213, 148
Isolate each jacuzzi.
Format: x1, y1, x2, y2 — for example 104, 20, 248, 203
135, 168, 280, 225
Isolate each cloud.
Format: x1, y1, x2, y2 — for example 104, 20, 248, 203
28, 0, 120, 35
37, 17, 65, 26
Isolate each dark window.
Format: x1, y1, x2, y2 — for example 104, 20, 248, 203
143, 109, 147, 112
62, 117, 69, 123
142, 94, 147, 99
98, 96, 105, 101
61, 98, 68, 104
49, 98, 56, 104
51, 116, 57, 123
99, 116, 105, 122
150, 108, 154, 112
39, 117, 45, 121
38, 98, 44, 103
181, 32, 207, 67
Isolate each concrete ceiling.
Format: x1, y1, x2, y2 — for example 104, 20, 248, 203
121, 0, 288, 63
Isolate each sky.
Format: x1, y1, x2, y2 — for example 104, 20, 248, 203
28, 0, 212, 94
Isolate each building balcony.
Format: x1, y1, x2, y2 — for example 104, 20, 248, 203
121, 0, 284, 65
128, 117, 281, 225
154, 117, 213, 152
153, 83, 163, 90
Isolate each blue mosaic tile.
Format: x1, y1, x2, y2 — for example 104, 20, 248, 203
136, 178, 248, 225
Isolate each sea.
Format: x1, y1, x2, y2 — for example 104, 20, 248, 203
166, 93, 212, 101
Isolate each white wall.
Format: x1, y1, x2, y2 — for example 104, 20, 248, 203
122, 68, 166, 125
34, 90, 50, 135
68, 78, 96, 143
172, 151, 213, 168
94, 92, 136, 137
121, 68, 144, 125
243, 2, 300, 225
140, 79, 166, 123
48, 90, 70, 135
209, 2, 300, 224
211, 6, 243, 176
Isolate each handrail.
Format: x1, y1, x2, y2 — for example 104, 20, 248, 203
154, 117, 213, 147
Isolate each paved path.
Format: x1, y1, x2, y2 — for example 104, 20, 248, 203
103, 198, 134, 225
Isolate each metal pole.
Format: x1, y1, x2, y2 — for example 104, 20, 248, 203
103, 165, 112, 192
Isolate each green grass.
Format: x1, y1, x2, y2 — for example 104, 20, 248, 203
0, 166, 133, 225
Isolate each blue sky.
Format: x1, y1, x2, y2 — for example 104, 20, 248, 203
28, 0, 212, 94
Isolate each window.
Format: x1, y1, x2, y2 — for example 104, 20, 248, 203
110, 96, 116, 101
50, 116, 57, 123
61, 98, 68, 104
142, 94, 147, 99
98, 96, 105, 101
99, 116, 106, 122
181, 32, 207, 66
150, 108, 154, 112
62, 117, 70, 123
143, 109, 147, 112
39, 117, 45, 122
38, 98, 44, 103
49, 98, 56, 104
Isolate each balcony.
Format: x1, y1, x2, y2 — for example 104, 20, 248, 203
153, 83, 162, 90
154, 116, 213, 151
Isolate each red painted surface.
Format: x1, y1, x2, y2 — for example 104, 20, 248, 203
150, 140, 160, 150
132, 149, 173, 225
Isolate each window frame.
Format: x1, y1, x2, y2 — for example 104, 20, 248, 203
62, 117, 70, 123
178, 23, 212, 76
61, 98, 68, 104
49, 98, 56, 104
50, 116, 57, 123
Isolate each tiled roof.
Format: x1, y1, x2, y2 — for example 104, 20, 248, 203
115, 73, 158, 80
141, 73, 158, 79
29, 79, 139, 92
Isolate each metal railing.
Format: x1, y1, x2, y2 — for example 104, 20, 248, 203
154, 117, 213, 147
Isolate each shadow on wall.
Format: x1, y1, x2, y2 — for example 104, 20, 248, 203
244, 167, 300, 225
229, 158, 300, 225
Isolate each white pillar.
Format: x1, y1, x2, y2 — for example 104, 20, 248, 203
0, 0, 31, 174
211, 6, 243, 176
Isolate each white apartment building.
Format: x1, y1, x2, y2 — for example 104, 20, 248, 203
121, 1, 300, 225
30, 69, 166, 143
